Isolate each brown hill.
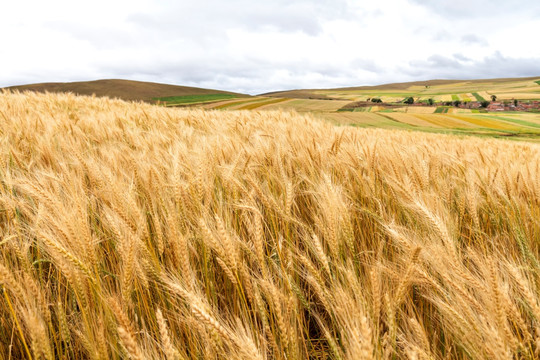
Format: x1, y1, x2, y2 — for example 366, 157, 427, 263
3, 79, 247, 102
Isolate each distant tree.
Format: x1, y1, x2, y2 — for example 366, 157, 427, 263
444, 101, 453, 106
514, 99, 518, 106
427, 98, 434, 105
371, 98, 382, 103
366, 98, 371, 102
453, 100, 462, 107
480, 100, 490, 108
404, 97, 414, 104
491, 94, 497, 102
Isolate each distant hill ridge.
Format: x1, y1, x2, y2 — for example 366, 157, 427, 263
4, 76, 540, 103
326, 76, 540, 91
3, 79, 247, 103
262, 76, 540, 97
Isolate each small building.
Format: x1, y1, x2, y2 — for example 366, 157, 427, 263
487, 102, 504, 111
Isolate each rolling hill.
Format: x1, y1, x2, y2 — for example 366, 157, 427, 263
2, 79, 248, 103
263, 76, 540, 95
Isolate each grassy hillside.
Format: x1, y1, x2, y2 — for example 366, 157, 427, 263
1, 92, 540, 359
3, 79, 247, 103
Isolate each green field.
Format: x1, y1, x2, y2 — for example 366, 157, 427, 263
434, 106, 450, 113
153, 93, 239, 105
472, 92, 486, 101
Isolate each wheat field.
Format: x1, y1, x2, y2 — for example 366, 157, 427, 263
1, 91, 540, 359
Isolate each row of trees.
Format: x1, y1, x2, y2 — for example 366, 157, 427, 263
367, 94, 500, 108
405, 94, 499, 108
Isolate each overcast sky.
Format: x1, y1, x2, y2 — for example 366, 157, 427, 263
1, 0, 539, 94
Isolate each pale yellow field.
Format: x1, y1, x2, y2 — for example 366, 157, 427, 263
496, 113, 540, 125
321, 111, 394, 126
477, 91, 491, 100
317, 92, 360, 101
200, 97, 267, 109
384, 113, 482, 129
452, 114, 522, 130
419, 114, 484, 128
453, 108, 472, 114
255, 98, 295, 110
263, 98, 350, 112
404, 106, 438, 114
219, 97, 271, 110
437, 94, 453, 101
495, 92, 540, 99
381, 112, 439, 127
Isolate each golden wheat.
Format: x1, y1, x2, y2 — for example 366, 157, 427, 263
1, 90, 540, 358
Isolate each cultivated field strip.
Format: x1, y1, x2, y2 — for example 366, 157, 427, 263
381, 112, 439, 127
237, 97, 291, 110
323, 111, 410, 127
1, 92, 540, 359
402, 106, 438, 114
203, 97, 268, 110
265, 99, 350, 112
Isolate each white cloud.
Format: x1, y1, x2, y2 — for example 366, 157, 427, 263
1, 0, 539, 94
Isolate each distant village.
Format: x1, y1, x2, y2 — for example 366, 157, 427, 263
468, 100, 540, 112
429, 98, 540, 112
360, 96, 540, 112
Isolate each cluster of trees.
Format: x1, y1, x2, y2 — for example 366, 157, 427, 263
439, 94, 498, 108
402, 98, 434, 105
404, 97, 414, 105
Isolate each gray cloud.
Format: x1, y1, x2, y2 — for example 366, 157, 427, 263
351, 59, 384, 74
431, 30, 452, 42
91, 52, 368, 94
410, 0, 540, 19
44, 21, 145, 50
127, 0, 350, 37
401, 52, 540, 80
1, 0, 539, 94
461, 34, 488, 46
453, 53, 472, 62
